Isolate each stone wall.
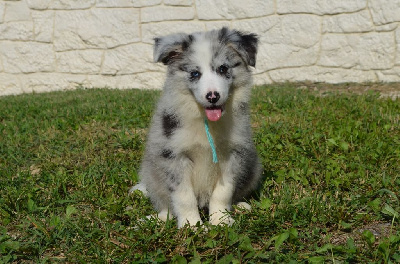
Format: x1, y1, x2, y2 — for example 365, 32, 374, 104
1, 0, 400, 95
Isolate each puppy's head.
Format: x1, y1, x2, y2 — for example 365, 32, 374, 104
154, 27, 258, 122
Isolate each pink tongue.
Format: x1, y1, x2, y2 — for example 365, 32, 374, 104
205, 108, 222, 122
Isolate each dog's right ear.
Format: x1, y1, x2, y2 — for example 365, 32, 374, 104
154, 33, 193, 65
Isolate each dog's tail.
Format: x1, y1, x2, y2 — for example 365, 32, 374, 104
129, 182, 148, 196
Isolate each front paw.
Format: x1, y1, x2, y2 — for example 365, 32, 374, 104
210, 211, 235, 226
177, 216, 203, 229
235, 201, 252, 211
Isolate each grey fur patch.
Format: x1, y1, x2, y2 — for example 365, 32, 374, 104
161, 149, 175, 159
166, 171, 182, 192
218, 27, 229, 42
231, 145, 260, 199
238, 102, 249, 114
162, 111, 180, 138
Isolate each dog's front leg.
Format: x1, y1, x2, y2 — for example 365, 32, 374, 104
168, 157, 202, 228
209, 176, 235, 226
171, 180, 202, 228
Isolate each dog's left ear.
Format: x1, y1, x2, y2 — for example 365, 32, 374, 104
153, 33, 193, 65
221, 28, 259, 67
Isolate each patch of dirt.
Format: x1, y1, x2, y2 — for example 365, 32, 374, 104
327, 222, 395, 247
295, 82, 400, 100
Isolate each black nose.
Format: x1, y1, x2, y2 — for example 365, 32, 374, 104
206, 91, 220, 104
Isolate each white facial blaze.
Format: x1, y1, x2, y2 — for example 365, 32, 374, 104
191, 37, 228, 106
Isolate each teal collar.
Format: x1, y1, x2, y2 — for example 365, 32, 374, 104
204, 118, 218, 163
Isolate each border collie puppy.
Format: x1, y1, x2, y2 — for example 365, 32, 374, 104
131, 27, 262, 228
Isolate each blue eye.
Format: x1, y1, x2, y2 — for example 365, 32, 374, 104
217, 65, 229, 75
190, 71, 201, 80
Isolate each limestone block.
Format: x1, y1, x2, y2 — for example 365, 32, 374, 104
54, 9, 140, 51
89, 73, 166, 90
165, 0, 193, 6
264, 15, 321, 48
96, 0, 161, 8
116, 72, 165, 90
1, 42, 55, 73
102, 43, 162, 75
57, 50, 103, 74
141, 6, 195, 23
236, 15, 320, 71
20, 73, 87, 94
258, 43, 320, 73
323, 10, 373, 33
86, 75, 118, 89
396, 27, 400, 65
32, 11, 54, 43
142, 21, 205, 44
319, 35, 359, 68
232, 16, 279, 35
0, 3, 5, 23
376, 68, 400, 82
0, 21, 34, 41
369, 0, 400, 25
375, 23, 398, 32
26, 0, 49, 10
4, 1, 31, 22
319, 33, 395, 70
360, 33, 397, 70
277, 0, 367, 15
0, 73, 22, 96
196, 0, 274, 20
269, 66, 376, 83
27, 0, 95, 10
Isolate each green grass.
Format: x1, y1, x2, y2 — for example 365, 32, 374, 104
0, 83, 399, 263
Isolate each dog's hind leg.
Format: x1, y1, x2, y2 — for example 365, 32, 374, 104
157, 208, 172, 222
129, 182, 173, 222
236, 201, 252, 211
129, 182, 148, 196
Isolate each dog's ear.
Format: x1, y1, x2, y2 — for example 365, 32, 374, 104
154, 33, 193, 65
220, 27, 259, 67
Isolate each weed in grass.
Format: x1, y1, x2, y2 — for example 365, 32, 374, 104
0, 84, 399, 263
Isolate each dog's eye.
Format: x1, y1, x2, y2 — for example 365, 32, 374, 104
217, 65, 229, 75
190, 70, 201, 81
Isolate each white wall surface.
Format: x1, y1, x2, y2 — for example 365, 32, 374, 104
1, 0, 400, 95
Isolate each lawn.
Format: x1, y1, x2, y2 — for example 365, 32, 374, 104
0, 83, 399, 263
